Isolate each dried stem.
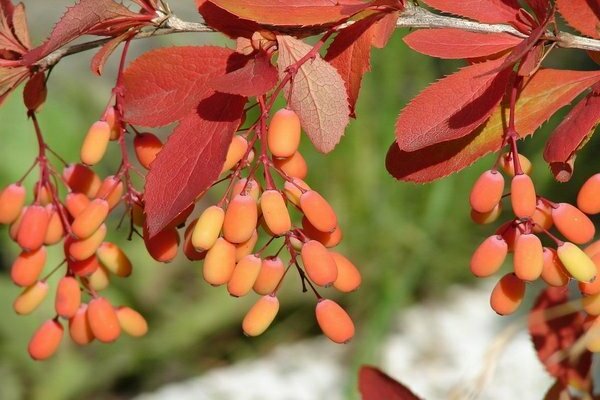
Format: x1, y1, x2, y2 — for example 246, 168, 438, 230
33, 2, 600, 71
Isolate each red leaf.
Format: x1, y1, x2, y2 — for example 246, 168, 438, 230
196, 0, 261, 39
122, 46, 245, 127
529, 287, 592, 388
557, 0, 600, 38
277, 35, 350, 153
0, 0, 29, 55
23, 0, 145, 65
525, 0, 551, 22
144, 92, 246, 236
324, 15, 382, 118
358, 366, 421, 400
395, 58, 512, 152
205, 0, 369, 28
90, 31, 132, 76
372, 11, 399, 49
544, 92, 600, 173
387, 69, 600, 182
404, 29, 521, 59
0, 65, 27, 105
23, 71, 46, 111
211, 51, 278, 97
421, 0, 520, 24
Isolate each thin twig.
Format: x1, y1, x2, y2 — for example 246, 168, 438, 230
34, 3, 600, 70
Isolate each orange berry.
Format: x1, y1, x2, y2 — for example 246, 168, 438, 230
470, 235, 507, 278
87, 297, 121, 343
222, 135, 248, 173
63, 164, 101, 197
223, 194, 258, 244
28, 319, 63, 361
260, 190, 291, 236
116, 307, 148, 337
580, 253, 600, 295
578, 174, 600, 215
500, 152, 532, 176
552, 203, 595, 244
69, 305, 95, 345
143, 226, 180, 263
87, 265, 111, 291
228, 254, 262, 297
65, 223, 107, 261
203, 237, 236, 286
192, 205, 225, 251
584, 293, 600, 315
97, 242, 132, 277
8, 207, 24, 242
557, 242, 597, 283
0, 183, 26, 224
34, 184, 54, 206
253, 257, 285, 295
232, 178, 261, 201
68, 255, 100, 277
541, 248, 570, 287
65, 192, 91, 218
235, 230, 258, 261
96, 175, 123, 209
13, 281, 49, 315
268, 108, 301, 157
302, 216, 343, 248
273, 151, 308, 179
104, 106, 121, 141
586, 240, 600, 258
183, 220, 207, 261
510, 174, 536, 218
301, 240, 338, 287
17, 205, 50, 251
55, 276, 81, 319
470, 169, 504, 213
531, 199, 553, 233
283, 178, 310, 206
11, 247, 47, 287
81, 121, 111, 166
513, 233, 543, 282
470, 204, 502, 225
496, 221, 522, 253
44, 205, 65, 245
300, 190, 337, 233
585, 317, 600, 352
242, 295, 279, 336
490, 273, 525, 315
315, 299, 354, 344
331, 252, 361, 292
71, 199, 109, 240
134, 132, 162, 169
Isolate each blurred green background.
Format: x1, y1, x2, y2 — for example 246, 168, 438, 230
0, 2, 598, 399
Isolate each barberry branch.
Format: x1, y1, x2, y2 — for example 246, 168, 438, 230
35, 2, 600, 71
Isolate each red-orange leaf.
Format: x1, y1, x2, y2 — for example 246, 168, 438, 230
544, 92, 600, 174
205, 0, 369, 28
196, 0, 261, 39
144, 93, 246, 236
211, 51, 278, 97
0, 0, 29, 55
529, 287, 592, 387
122, 46, 245, 127
325, 15, 383, 118
0, 65, 27, 105
372, 11, 399, 49
90, 31, 132, 76
23, 0, 145, 65
421, 0, 520, 24
404, 29, 521, 59
387, 69, 600, 182
358, 366, 421, 400
556, 0, 600, 38
395, 58, 511, 152
277, 35, 350, 153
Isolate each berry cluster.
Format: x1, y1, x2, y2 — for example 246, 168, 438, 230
170, 107, 360, 344
468, 138, 600, 351
0, 106, 152, 360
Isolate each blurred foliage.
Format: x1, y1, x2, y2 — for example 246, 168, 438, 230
0, 2, 598, 400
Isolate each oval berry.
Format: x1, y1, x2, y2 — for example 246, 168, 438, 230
470, 235, 508, 278
557, 242, 597, 283
71, 198, 109, 240
13, 281, 49, 315
17, 205, 50, 251
0, 183, 26, 224
223, 194, 258, 244
513, 234, 543, 282
28, 319, 63, 361
490, 273, 525, 315
273, 151, 308, 180
268, 108, 301, 157
69, 305, 95, 345
260, 190, 291, 236
192, 205, 225, 251
221, 135, 248, 173
116, 307, 148, 337
470, 169, 504, 213
541, 248, 570, 288
510, 174, 537, 218
301, 240, 338, 287
315, 299, 355, 344
300, 190, 337, 233
55, 276, 81, 319
227, 254, 262, 297
253, 257, 285, 295
87, 297, 120, 343
134, 132, 162, 169
578, 173, 600, 215
552, 203, 595, 244
97, 242, 132, 277
242, 295, 279, 337
80, 121, 110, 166
11, 247, 47, 287
331, 252, 361, 293
63, 163, 101, 197
203, 237, 236, 286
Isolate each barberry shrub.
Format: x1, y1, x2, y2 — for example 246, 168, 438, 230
1, 0, 600, 398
